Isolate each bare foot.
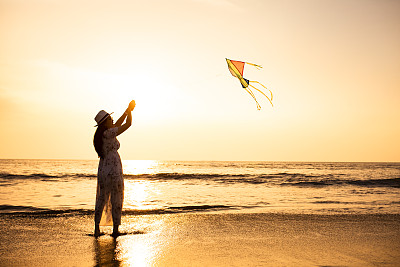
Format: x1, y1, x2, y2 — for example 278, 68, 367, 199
94, 225, 100, 237
111, 231, 120, 238
111, 225, 119, 238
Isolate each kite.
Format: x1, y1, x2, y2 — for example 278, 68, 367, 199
226, 58, 273, 110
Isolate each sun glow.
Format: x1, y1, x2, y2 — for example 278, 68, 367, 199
100, 70, 183, 126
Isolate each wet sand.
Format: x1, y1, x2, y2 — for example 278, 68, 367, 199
1, 213, 399, 266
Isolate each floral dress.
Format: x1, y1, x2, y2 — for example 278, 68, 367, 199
94, 127, 124, 226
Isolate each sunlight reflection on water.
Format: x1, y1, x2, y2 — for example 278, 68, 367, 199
116, 236, 153, 266
124, 180, 162, 211
115, 216, 168, 266
123, 160, 160, 175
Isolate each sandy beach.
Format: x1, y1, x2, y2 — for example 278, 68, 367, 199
1, 212, 399, 266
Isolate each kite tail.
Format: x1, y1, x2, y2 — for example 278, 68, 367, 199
249, 81, 273, 107
250, 81, 273, 101
246, 62, 262, 70
244, 87, 262, 110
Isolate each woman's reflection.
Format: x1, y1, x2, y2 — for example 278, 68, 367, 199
94, 236, 121, 267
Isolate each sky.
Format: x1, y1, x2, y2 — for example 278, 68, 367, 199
0, 0, 399, 162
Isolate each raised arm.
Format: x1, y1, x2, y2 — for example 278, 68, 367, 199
116, 111, 131, 136
116, 100, 135, 136
114, 109, 128, 127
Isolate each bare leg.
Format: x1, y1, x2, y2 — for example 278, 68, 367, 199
111, 176, 124, 238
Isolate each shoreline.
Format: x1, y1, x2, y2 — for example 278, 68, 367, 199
1, 212, 399, 266
2, 205, 400, 218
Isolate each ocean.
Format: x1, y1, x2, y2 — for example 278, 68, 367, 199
0, 159, 399, 215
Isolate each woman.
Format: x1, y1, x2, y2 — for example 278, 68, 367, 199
93, 100, 135, 237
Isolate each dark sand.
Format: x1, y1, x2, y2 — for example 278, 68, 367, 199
1, 213, 399, 266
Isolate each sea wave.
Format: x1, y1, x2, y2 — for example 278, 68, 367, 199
0, 173, 97, 181
0, 204, 236, 216
1, 172, 399, 188
280, 178, 400, 188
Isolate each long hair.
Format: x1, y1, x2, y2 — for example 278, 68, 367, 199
93, 124, 107, 158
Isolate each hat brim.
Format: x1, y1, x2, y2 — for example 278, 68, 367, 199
94, 112, 113, 127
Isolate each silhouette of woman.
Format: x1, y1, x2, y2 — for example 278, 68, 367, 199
93, 100, 135, 237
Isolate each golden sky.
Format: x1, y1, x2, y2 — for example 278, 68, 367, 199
0, 0, 399, 161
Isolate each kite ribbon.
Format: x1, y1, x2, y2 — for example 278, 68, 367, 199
249, 81, 273, 107
244, 87, 262, 110
246, 62, 262, 70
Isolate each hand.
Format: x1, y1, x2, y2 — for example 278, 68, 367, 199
128, 100, 136, 111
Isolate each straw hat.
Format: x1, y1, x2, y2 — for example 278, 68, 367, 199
94, 110, 113, 127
